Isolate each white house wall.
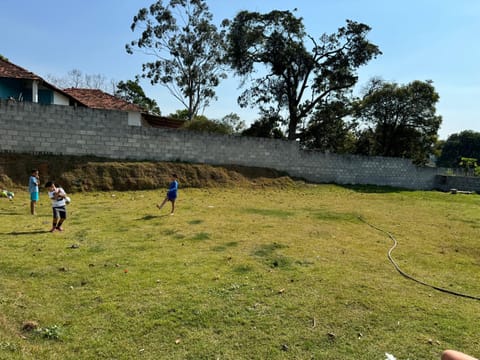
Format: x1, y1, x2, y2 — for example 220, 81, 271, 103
53, 92, 70, 106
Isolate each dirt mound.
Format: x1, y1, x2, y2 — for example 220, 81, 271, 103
0, 153, 297, 192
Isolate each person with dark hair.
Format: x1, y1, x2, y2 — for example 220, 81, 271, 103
157, 174, 178, 215
28, 169, 40, 215
45, 181, 68, 232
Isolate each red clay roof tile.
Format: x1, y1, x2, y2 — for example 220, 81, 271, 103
63, 88, 144, 112
0, 58, 42, 80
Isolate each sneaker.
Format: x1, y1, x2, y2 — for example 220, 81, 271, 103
56, 226, 64, 232
49, 227, 56, 232
156, 204, 162, 210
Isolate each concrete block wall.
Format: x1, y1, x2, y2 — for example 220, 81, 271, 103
0, 100, 445, 190
434, 175, 480, 193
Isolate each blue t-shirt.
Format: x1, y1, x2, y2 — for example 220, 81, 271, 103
167, 180, 178, 200
29, 175, 39, 193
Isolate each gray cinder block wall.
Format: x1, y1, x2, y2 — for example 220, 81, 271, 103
0, 100, 448, 190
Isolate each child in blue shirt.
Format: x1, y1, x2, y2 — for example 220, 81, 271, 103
157, 174, 178, 215
29, 169, 40, 215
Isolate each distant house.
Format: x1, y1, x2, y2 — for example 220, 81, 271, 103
63, 88, 185, 129
63, 88, 146, 126
0, 57, 82, 106
0, 58, 184, 129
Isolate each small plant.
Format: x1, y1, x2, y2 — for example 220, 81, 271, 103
35, 325, 61, 340
459, 157, 478, 176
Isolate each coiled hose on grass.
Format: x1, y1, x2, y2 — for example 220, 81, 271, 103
358, 216, 480, 301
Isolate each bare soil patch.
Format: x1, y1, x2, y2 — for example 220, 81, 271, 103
0, 153, 297, 192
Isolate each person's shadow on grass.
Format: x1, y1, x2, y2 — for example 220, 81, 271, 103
0, 211, 23, 216
7, 230, 50, 235
138, 214, 170, 221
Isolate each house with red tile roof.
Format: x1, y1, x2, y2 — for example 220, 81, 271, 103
63, 88, 144, 112
63, 88, 185, 128
0, 57, 84, 106
0, 58, 184, 129
63, 87, 146, 126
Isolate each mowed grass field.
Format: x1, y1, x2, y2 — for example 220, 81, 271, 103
0, 184, 479, 359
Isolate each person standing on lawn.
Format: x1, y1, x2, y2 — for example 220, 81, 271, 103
157, 173, 178, 215
29, 169, 40, 215
45, 181, 68, 232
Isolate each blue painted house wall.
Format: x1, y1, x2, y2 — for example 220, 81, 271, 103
38, 89, 53, 104
0, 78, 23, 99
0, 78, 54, 104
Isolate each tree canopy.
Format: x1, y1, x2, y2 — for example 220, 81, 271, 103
115, 79, 161, 115
436, 130, 480, 168
354, 79, 442, 164
171, 110, 245, 135
300, 99, 357, 153
181, 116, 232, 134
126, 0, 227, 120
222, 11, 381, 140
241, 112, 286, 139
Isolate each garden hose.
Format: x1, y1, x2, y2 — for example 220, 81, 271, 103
358, 216, 480, 301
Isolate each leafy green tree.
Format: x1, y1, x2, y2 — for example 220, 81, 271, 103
436, 131, 480, 168
241, 112, 286, 139
354, 127, 376, 156
126, 0, 227, 120
300, 98, 357, 153
219, 113, 246, 135
115, 79, 161, 115
179, 113, 245, 135
222, 12, 380, 140
354, 79, 442, 164
432, 139, 444, 161
181, 115, 231, 134
459, 157, 478, 176
169, 109, 190, 121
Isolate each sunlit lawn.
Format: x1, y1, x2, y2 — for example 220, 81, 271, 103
0, 184, 479, 359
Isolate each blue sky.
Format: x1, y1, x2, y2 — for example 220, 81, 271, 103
2, 0, 480, 139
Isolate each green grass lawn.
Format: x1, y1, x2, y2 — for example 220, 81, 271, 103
1, 184, 479, 359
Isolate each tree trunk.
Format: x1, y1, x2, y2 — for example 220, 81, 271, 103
288, 116, 299, 140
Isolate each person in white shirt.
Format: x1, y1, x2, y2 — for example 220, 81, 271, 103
45, 181, 68, 232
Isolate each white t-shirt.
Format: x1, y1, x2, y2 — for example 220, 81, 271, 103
48, 187, 67, 207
